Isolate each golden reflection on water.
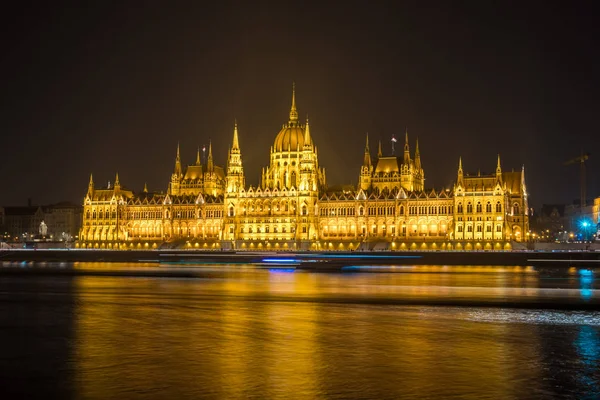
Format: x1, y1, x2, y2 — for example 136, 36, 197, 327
68, 266, 561, 399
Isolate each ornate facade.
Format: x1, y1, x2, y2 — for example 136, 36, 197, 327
79, 85, 529, 250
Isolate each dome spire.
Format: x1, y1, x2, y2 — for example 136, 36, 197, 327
232, 119, 240, 150
289, 82, 298, 123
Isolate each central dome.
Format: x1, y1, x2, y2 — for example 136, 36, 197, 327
272, 83, 312, 153
273, 123, 306, 152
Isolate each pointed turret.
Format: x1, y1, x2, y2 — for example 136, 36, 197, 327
496, 154, 502, 176
457, 156, 464, 186
414, 138, 421, 170
377, 140, 383, 158
114, 172, 120, 190
143, 182, 148, 193
403, 129, 411, 165
232, 120, 240, 150
196, 146, 201, 165
87, 173, 94, 195
174, 142, 182, 176
289, 82, 298, 123
207, 141, 214, 172
363, 133, 372, 166
304, 116, 311, 146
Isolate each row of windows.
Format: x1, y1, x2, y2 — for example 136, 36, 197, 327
456, 225, 503, 233
87, 210, 118, 219
240, 226, 296, 234
320, 207, 357, 216
367, 206, 395, 216
232, 205, 307, 216
86, 209, 223, 220
408, 206, 452, 215
457, 202, 502, 214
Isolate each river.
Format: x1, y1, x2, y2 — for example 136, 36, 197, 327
0, 262, 599, 399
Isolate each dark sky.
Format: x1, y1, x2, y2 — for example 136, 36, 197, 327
1, 0, 598, 209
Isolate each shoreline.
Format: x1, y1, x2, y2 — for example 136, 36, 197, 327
1, 249, 599, 269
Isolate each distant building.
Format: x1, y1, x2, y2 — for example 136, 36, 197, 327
532, 204, 566, 240
0, 202, 82, 242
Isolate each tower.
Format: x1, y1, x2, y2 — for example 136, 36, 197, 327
87, 173, 94, 197
114, 172, 121, 191
401, 130, 413, 191
359, 133, 373, 191
496, 154, 502, 185
456, 156, 464, 188
170, 143, 182, 195
413, 139, 424, 191
226, 121, 245, 193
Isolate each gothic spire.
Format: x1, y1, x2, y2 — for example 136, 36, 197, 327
174, 142, 182, 176
143, 182, 148, 193
114, 172, 120, 190
232, 120, 240, 150
289, 82, 298, 123
363, 133, 372, 167
403, 129, 411, 165
304, 116, 311, 146
87, 173, 94, 195
496, 154, 502, 175
377, 140, 383, 158
196, 146, 201, 165
207, 140, 214, 171
414, 138, 421, 170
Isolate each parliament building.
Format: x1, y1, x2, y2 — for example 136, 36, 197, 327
78, 86, 529, 251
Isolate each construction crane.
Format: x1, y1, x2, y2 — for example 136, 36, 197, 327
564, 151, 590, 208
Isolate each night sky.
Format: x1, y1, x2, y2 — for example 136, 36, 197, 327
2, 1, 598, 209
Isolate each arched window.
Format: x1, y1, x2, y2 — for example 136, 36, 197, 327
228, 206, 234, 217
399, 206, 404, 215
467, 225, 473, 232
486, 202, 492, 213
291, 171, 297, 188
359, 206, 364, 216
476, 202, 482, 213
99, 210, 103, 219
458, 225, 463, 232
467, 203, 473, 213
496, 202, 502, 213
513, 203, 520, 215
86, 210, 91, 219
301, 205, 307, 216
457, 203, 463, 213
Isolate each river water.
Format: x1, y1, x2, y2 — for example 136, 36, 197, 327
0, 262, 599, 399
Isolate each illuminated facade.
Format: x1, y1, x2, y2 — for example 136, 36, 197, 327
79, 85, 529, 250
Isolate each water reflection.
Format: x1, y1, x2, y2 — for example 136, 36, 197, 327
580, 269, 594, 301
0, 263, 600, 398
574, 325, 600, 396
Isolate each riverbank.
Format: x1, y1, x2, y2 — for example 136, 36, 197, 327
1, 249, 600, 269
